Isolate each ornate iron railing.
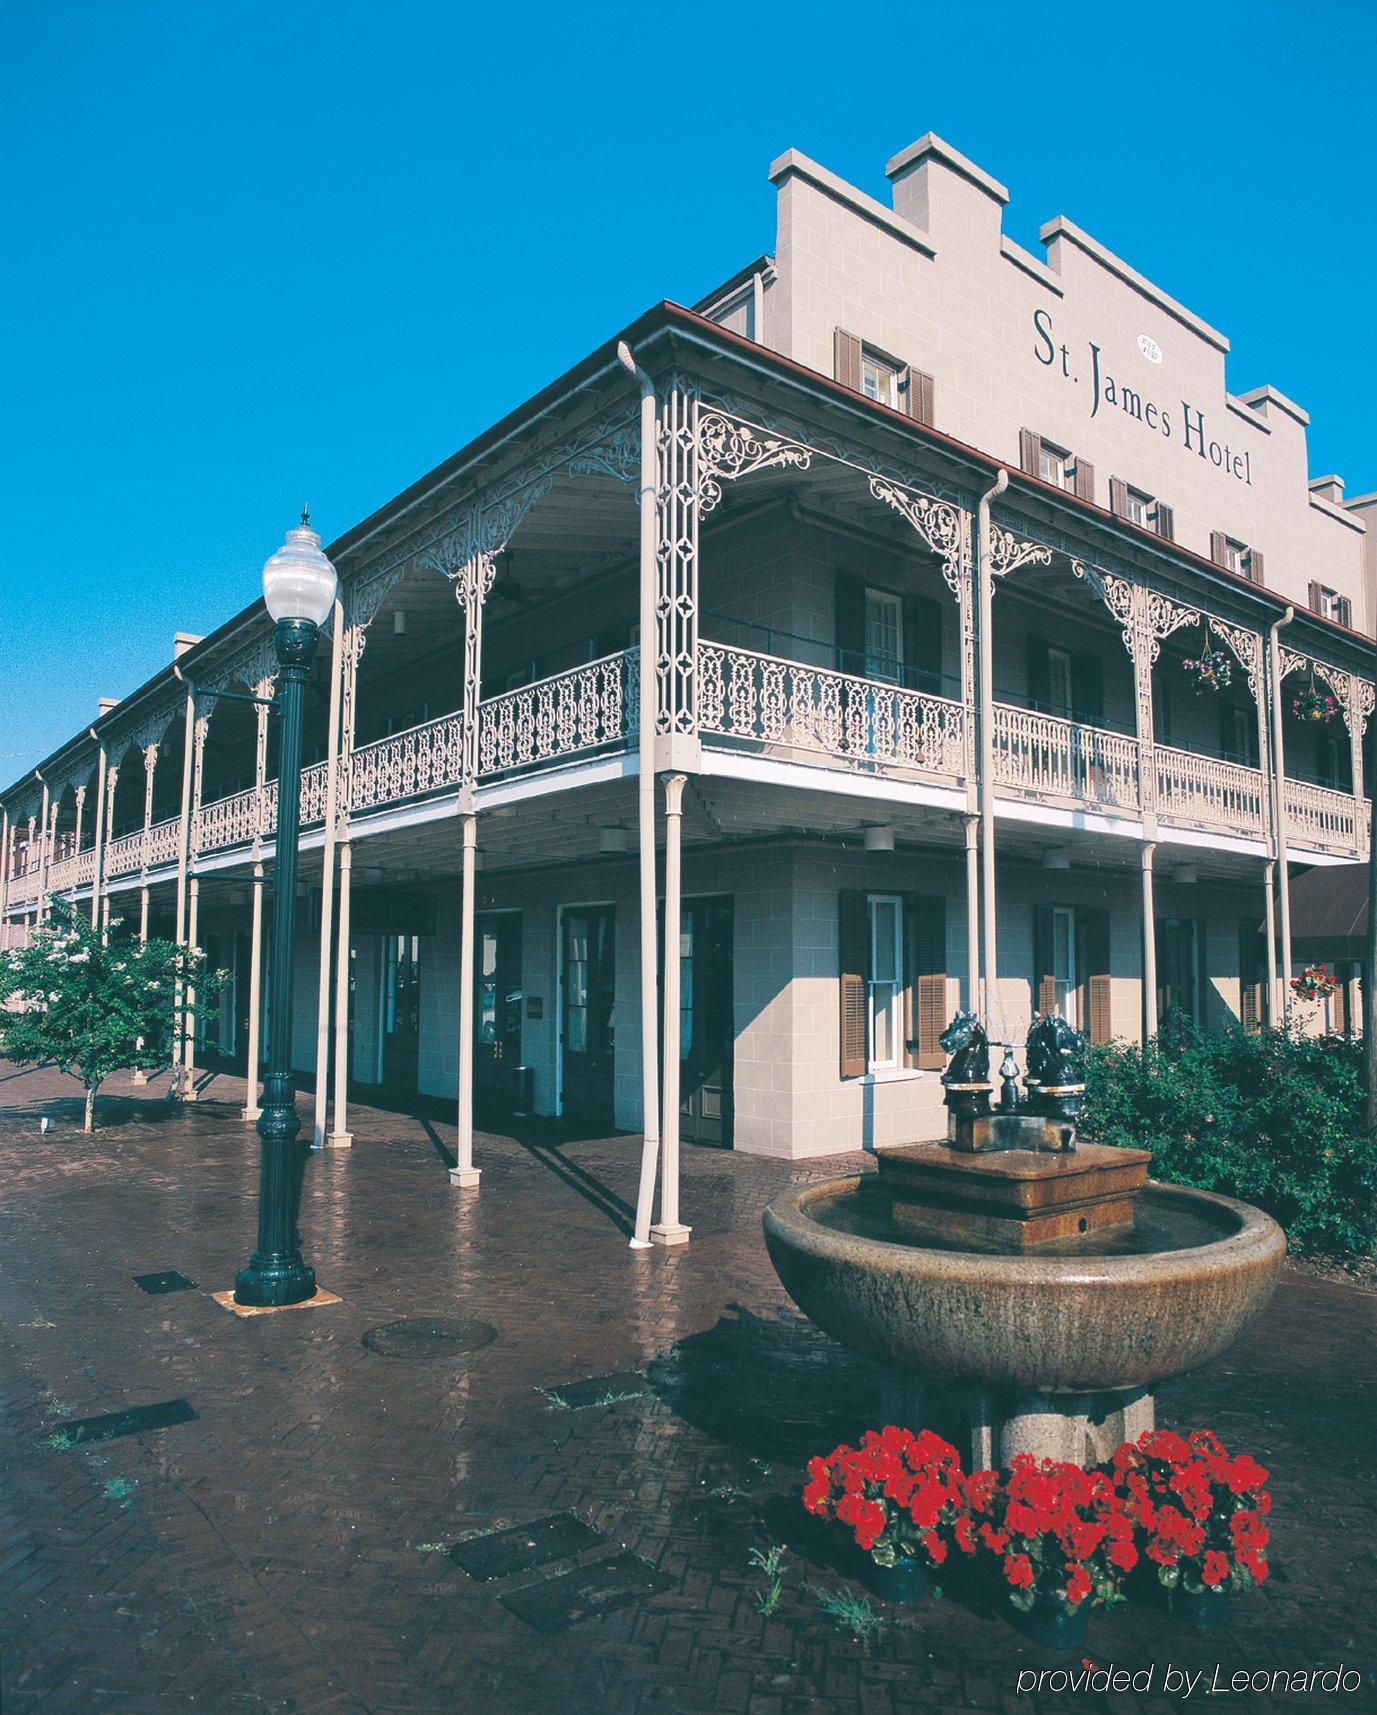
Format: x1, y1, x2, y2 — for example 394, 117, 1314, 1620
478, 649, 637, 778
350, 715, 464, 814
992, 706, 1139, 811
194, 786, 261, 856
1156, 747, 1267, 838
146, 816, 181, 868
1284, 779, 1361, 854
46, 855, 78, 893
103, 831, 145, 879
698, 642, 966, 779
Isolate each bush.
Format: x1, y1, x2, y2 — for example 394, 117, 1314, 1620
1084, 1022, 1377, 1258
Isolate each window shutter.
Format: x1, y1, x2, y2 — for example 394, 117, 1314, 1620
839, 890, 869, 1078
834, 328, 863, 393
1246, 549, 1264, 585
1072, 652, 1104, 724
1210, 530, 1229, 568
1082, 908, 1112, 1046
1308, 580, 1323, 614
1338, 596, 1353, 629
1027, 635, 1051, 713
1155, 502, 1175, 541
834, 571, 866, 678
903, 894, 947, 1070
906, 368, 935, 427
1019, 428, 1041, 476
1032, 905, 1057, 1017
1073, 459, 1095, 503
903, 593, 943, 693
1109, 476, 1129, 518
1239, 919, 1261, 1033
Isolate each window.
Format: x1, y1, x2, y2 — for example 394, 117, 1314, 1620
1050, 907, 1078, 1029
1039, 440, 1074, 491
1309, 582, 1352, 626
1046, 647, 1074, 718
863, 589, 903, 684
1220, 538, 1245, 575
1210, 532, 1264, 583
1225, 706, 1255, 766
861, 352, 900, 408
1124, 486, 1153, 527
868, 894, 904, 1070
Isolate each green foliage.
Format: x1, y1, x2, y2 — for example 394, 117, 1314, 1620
1085, 1022, 1377, 1257
810, 1582, 886, 1650
748, 1544, 786, 1615
0, 902, 215, 1129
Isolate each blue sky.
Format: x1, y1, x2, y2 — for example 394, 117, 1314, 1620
2, 0, 1373, 777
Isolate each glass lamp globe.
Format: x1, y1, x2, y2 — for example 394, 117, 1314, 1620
262, 512, 338, 627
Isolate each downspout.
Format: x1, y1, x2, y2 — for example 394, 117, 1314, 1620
976, 469, 1008, 1034
1267, 607, 1294, 1022
619, 339, 661, 1250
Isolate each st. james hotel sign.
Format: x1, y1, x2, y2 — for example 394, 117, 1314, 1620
1033, 309, 1254, 486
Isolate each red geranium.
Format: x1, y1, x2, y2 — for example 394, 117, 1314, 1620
979, 1453, 1130, 1616
1106, 1428, 1271, 1597
800, 1426, 971, 1573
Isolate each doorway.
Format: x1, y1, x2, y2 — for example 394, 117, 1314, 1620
559, 904, 615, 1124
381, 933, 423, 1092
475, 911, 523, 1111
676, 895, 734, 1146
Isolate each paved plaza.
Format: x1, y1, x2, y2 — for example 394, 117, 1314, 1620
0, 1062, 1373, 1714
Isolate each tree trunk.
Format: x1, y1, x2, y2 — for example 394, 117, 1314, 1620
84, 1084, 97, 1133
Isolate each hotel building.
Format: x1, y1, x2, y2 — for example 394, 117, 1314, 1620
4, 134, 1374, 1232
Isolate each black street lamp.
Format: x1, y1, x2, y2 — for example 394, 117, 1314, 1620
234, 511, 338, 1307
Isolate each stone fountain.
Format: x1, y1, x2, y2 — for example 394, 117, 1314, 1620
762, 1012, 1285, 1468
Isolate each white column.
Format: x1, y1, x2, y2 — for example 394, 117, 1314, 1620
138, 741, 158, 944
1267, 624, 1294, 1019
36, 781, 52, 923
451, 813, 481, 1188
1263, 860, 1279, 1025
181, 700, 210, 1099
327, 839, 353, 1146
99, 761, 118, 936
975, 478, 1005, 1032
242, 860, 266, 1122
963, 814, 979, 1013
652, 773, 691, 1246
311, 598, 345, 1148
71, 787, 86, 897
0, 810, 10, 941
1140, 843, 1158, 1045
172, 690, 196, 1093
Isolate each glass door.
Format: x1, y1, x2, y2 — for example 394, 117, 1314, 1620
560, 905, 615, 1123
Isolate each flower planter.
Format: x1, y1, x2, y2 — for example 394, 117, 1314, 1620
1014, 1596, 1089, 1651
1170, 1588, 1231, 1631
858, 1553, 930, 1605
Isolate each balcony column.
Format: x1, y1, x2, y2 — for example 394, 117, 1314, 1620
172, 688, 196, 1093
138, 741, 159, 943
1263, 860, 1279, 1024
452, 553, 496, 1191
963, 814, 979, 1012
0, 809, 9, 939
100, 761, 118, 934
975, 477, 1005, 1032
35, 779, 52, 923
180, 697, 212, 1099
71, 786, 86, 898
652, 773, 692, 1245
328, 628, 361, 1149
242, 690, 272, 1124
1140, 844, 1158, 1045
311, 597, 345, 1149
1266, 621, 1294, 1019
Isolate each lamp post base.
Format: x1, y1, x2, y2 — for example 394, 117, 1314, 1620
232, 1256, 318, 1308
233, 1091, 315, 1307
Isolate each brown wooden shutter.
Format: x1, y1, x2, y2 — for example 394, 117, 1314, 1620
904, 895, 947, 1070
1338, 596, 1354, 628
1073, 459, 1095, 503
839, 890, 869, 1078
1019, 428, 1041, 475
907, 369, 935, 427
1247, 548, 1264, 585
1109, 476, 1129, 518
834, 328, 862, 393
1308, 580, 1323, 614
1155, 502, 1175, 540
1209, 530, 1228, 567
1082, 909, 1112, 1045
1332, 966, 1349, 1036
1033, 905, 1057, 1017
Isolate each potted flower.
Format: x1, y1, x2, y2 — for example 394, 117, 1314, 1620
1108, 1428, 1270, 1629
802, 1427, 972, 1603
1182, 649, 1232, 695
1292, 686, 1339, 724
977, 1454, 1134, 1649
1291, 964, 1338, 1004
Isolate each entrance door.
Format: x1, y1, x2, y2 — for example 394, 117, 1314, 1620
381, 933, 422, 1092
560, 905, 615, 1123
677, 896, 734, 1146
475, 912, 522, 1110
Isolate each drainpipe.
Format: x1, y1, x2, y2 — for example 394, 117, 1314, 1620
1267, 608, 1294, 1022
619, 340, 661, 1250
976, 470, 1008, 1035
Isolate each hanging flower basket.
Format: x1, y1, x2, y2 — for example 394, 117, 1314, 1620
1292, 686, 1339, 724
1291, 964, 1338, 1004
1181, 649, 1232, 695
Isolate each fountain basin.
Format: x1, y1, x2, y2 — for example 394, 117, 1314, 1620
762, 1175, 1285, 1396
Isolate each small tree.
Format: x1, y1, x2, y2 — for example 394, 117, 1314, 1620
0, 902, 215, 1132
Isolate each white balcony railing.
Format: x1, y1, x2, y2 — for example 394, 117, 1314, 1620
104, 830, 146, 879
194, 785, 261, 855
992, 706, 1140, 811
350, 715, 463, 815
698, 642, 966, 779
1284, 779, 1361, 854
477, 649, 636, 778
1156, 747, 1268, 839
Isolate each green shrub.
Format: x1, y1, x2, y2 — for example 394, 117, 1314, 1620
1084, 1023, 1377, 1258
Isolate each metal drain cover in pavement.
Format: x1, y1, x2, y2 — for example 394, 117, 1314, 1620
361, 1317, 497, 1359
133, 1271, 197, 1295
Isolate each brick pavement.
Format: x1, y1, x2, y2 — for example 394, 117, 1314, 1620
0, 1061, 1373, 1714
